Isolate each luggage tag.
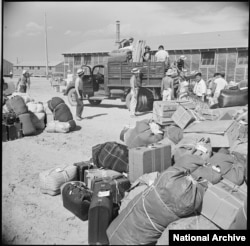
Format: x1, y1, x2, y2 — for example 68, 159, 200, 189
98, 190, 110, 197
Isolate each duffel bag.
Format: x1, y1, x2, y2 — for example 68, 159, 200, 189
53, 103, 73, 122
107, 166, 205, 245
45, 120, 70, 133
218, 88, 248, 108
47, 97, 65, 111
92, 141, 129, 173
18, 112, 36, 136
6, 95, 28, 116
208, 152, 245, 186
124, 119, 163, 149
107, 54, 128, 63
156, 214, 219, 245
29, 111, 46, 130
39, 165, 77, 196
61, 181, 92, 221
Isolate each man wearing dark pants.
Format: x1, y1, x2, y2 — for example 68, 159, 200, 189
75, 68, 85, 121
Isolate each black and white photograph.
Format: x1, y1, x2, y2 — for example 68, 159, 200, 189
2, 1, 248, 245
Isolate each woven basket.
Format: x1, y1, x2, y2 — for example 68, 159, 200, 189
39, 165, 77, 196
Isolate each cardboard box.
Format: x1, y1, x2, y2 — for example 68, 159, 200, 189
183, 120, 240, 148
152, 113, 174, 126
153, 107, 175, 118
200, 179, 247, 229
171, 105, 196, 129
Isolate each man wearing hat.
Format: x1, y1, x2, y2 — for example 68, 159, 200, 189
74, 68, 85, 121
16, 70, 30, 93
129, 67, 141, 117
142, 46, 151, 62
193, 72, 207, 101
161, 69, 174, 101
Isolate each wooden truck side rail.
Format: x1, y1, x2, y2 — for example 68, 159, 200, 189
105, 62, 166, 88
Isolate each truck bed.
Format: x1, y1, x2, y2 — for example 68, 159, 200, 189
106, 62, 166, 88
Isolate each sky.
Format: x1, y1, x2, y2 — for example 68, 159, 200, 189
3, 1, 249, 64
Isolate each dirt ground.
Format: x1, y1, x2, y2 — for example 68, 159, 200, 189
2, 77, 151, 245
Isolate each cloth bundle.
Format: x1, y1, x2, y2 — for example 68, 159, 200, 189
39, 165, 77, 196
122, 119, 163, 149
45, 120, 71, 133
27, 101, 45, 113
6, 95, 28, 116
92, 141, 129, 173
10, 92, 33, 104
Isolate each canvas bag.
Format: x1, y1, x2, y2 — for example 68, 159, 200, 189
39, 165, 77, 196
6, 95, 28, 116
107, 166, 206, 245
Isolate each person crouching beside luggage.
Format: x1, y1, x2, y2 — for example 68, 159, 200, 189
130, 68, 141, 117
16, 70, 30, 93
161, 69, 174, 101
75, 68, 85, 121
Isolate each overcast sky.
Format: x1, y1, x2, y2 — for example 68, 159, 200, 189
3, 1, 249, 64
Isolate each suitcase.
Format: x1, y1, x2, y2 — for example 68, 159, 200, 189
84, 168, 122, 190
73, 160, 95, 182
88, 182, 114, 245
2, 124, 8, 142
92, 175, 131, 204
128, 142, 172, 182
61, 181, 92, 221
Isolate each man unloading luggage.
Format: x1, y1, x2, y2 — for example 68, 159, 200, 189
129, 68, 141, 117
161, 69, 174, 101
75, 68, 85, 121
212, 72, 228, 99
142, 46, 151, 62
176, 55, 187, 73
155, 45, 170, 68
16, 70, 30, 93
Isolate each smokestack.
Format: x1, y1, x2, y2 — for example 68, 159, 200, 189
116, 20, 120, 46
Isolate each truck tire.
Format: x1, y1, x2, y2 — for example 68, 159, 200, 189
125, 92, 132, 110
67, 88, 77, 106
88, 99, 102, 105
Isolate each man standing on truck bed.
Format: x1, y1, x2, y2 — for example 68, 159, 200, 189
75, 68, 85, 121
130, 68, 141, 117
155, 45, 169, 66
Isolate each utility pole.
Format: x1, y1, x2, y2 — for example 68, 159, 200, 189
44, 12, 49, 79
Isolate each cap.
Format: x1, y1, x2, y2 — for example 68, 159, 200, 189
77, 68, 85, 76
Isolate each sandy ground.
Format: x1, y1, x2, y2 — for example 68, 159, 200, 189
2, 77, 151, 245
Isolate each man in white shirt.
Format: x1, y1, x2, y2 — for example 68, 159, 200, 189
212, 72, 228, 99
193, 72, 207, 101
155, 45, 169, 65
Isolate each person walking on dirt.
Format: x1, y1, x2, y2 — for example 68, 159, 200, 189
161, 69, 174, 101
16, 70, 30, 93
129, 68, 141, 117
75, 68, 85, 121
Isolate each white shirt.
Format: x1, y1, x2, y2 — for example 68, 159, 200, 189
155, 50, 169, 62
214, 77, 228, 95
193, 79, 207, 96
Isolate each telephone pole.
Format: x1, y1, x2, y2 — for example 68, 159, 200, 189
44, 12, 49, 79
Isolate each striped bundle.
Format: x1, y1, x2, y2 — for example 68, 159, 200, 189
39, 165, 77, 196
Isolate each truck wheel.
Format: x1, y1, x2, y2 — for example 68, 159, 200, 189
67, 88, 77, 106
88, 99, 102, 105
125, 92, 132, 110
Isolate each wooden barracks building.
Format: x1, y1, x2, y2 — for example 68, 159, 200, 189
62, 30, 248, 83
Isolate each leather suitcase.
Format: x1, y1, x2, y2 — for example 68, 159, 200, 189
88, 182, 114, 245
92, 175, 131, 204
61, 181, 92, 221
73, 160, 95, 182
128, 142, 172, 182
7, 124, 18, 141
2, 124, 8, 142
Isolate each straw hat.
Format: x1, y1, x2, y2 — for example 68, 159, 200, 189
131, 68, 140, 74
22, 70, 28, 75
77, 68, 85, 76
180, 55, 187, 60
166, 69, 174, 76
